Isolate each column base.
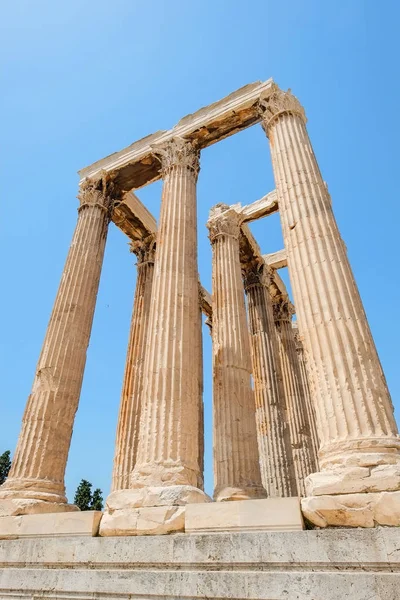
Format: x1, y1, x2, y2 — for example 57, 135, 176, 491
301, 490, 400, 528
100, 485, 211, 536
305, 462, 400, 496
214, 485, 268, 502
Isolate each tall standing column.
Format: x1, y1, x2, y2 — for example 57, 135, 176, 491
129, 137, 208, 503
273, 295, 318, 496
260, 85, 400, 526
292, 322, 320, 461
207, 205, 266, 501
0, 176, 116, 516
111, 234, 156, 492
243, 260, 297, 497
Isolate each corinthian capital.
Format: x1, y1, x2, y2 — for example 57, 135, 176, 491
130, 233, 157, 265
207, 204, 242, 243
242, 259, 272, 290
78, 172, 122, 214
259, 84, 306, 134
152, 137, 200, 179
272, 294, 295, 323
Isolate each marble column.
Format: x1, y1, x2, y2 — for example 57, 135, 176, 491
243, 260, 297, 497
197, 285, 205, 491
260, 85, 400, 526
273, 295, 318, 496
129, 137, 208, 504
0, 176, 116, 516
111, 234, 156, 492
292, 322, 320, 462
207, 205, 266, 501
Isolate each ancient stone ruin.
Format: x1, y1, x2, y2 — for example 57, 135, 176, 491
1, 80, 399, 599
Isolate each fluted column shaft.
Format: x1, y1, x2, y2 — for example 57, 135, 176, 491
292, 323, 320, 461
208, 205, 265, 501
273, 297, 318, 496
131, 138, 203, 493
1, 176, 115, 509
111, 235, 156, 492
244, 262, 297, 497
260, 87, 399, 485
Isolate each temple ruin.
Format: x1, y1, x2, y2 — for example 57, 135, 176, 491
1, 79, 399, 598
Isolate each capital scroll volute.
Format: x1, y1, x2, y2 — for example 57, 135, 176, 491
258, 84, 306, 135
207, 204, 242, 243
130, 233, 157, 265
151, 137, 200, 179
78, 172, 122, 215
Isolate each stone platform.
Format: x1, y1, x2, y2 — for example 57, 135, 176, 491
0, 528, 399, 599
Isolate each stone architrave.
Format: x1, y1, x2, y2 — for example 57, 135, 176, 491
207, 205, 266, 502
243, 260, 297, 498
102, 137, 210, 536
0, 175, 117, 517
292, 323, 320, 461
111, 234, 156, 492
260, 85, 400, 526
272, 295, 318, 496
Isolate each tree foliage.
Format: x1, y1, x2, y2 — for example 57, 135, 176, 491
74, 479, 93, 511
0, 451, 11, 485
90, 488, 104, 511
73, 479, 104, 511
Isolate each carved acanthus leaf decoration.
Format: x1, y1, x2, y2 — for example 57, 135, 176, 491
207, 204, 242, 243
272, 294, 295, 323
130, 233, 157, 265
152, 137, 200, 178
242, 259, 272, 290
259, 84, 306, 133
78, 172, 122, 214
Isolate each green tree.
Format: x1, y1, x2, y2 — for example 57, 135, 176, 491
90, 488, 104, 511
74, 479, 92, 511
0, 451, 11, 485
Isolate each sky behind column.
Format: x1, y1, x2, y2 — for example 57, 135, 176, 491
1, 0, 399, 499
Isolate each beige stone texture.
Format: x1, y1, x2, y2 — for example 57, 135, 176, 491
129, 137, 208, 510
2, 529, 400, 599
273, 295, 318, 495
302, 490, 400, 528
261, 84, 400, 524
292, 322, 320, 460
111, 234, 156, 492
0, 175, 118, 516
100, 506, 185, 536
185, 497, 303, 533
243, 259, 297, 497
207, 204, 266, 502
0, 511, 102, 539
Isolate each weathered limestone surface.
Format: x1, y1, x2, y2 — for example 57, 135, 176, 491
207, 204, 266, 502
111, 234, 156, 492
0, 175, 118, 516
0, 511, 102, 539
260, 85, 400, 526
185, 497, 303, 533
273, 296, 318, 496
263, 248, 287, 269
1, 529, 400, 599
243, 260, 297, 497
129, 138, 209, 512
292, 322, 320, 460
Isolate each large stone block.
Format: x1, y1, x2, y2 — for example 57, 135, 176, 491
0, 511, 102, 539
185, 497, 303, 533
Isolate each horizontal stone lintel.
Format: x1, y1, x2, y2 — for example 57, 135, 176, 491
263, 248, 288, 270
112, 191, 157, 241
79, 79, 274, 190
239, 190, 279, 222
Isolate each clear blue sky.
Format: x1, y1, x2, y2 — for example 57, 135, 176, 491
1, 0, 399, 500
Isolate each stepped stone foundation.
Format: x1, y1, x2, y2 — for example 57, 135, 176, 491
1, 79, 399, 596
